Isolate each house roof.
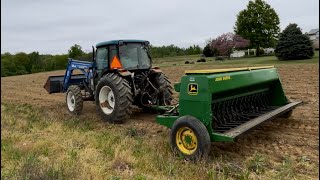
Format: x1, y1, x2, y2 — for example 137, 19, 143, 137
308, 29, 319, 35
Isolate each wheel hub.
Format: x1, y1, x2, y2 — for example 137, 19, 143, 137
176, 127, 198, 155
99, 86, 115, 115
67, 92, 76, 111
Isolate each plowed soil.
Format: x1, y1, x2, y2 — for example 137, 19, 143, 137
1, 63, 319, 178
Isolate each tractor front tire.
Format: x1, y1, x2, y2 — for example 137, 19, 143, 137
170, 116, 211, 161
66, 85, 83, 115
95, 73, 133, 123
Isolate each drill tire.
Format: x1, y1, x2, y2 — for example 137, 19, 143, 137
170, 115, 211, 161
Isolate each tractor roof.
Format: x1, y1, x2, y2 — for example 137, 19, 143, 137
96, 39, 148, 47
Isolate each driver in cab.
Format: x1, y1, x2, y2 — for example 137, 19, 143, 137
120, 48, 137, 69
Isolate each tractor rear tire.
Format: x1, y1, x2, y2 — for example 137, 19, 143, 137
66, 85, 83, 115
141, 73, 173, 113
155, 73, 173, 105
170, 116, 211, 161
95, 73, 133, 123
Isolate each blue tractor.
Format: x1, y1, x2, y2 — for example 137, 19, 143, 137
44, 40, 173, 123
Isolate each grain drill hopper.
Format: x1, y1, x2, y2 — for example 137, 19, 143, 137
156, 66, 302, 160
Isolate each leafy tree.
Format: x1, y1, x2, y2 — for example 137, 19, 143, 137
40, 56, 53, 71
77, 52, 93, 61
1, 52, 12, 60
275, 23, 314, 60
234, 0, 280, 56
211, 32, 250, 58
28, 51, 43, 73
54, 54, 69, 69
149, 44, 201, 58
203, 39, 219, 57
68, 44, 84, 59
28, 51, 40, 63
1, 53, 13, 76
1, 56, 15, 76
203, 44, 214, 57
14, 52, 31, 73
186, 45, 202, 55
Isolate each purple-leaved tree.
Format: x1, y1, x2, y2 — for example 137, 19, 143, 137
211, 32, 250, 58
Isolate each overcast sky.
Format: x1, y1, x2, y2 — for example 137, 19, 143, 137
1, 0, 319, 54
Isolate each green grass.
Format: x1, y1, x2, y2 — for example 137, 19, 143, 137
1, 103, 317, 179
153, 51, 319, 67
1, 51, 319, 179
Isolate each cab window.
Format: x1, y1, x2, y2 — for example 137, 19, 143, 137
96, 48, 108, 70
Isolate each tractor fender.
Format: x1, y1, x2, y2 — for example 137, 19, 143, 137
150, 66, 162, 73
115, 69, 132, 77
101, 69, 132, 77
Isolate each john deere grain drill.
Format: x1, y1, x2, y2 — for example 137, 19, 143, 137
156, 66, 301, 160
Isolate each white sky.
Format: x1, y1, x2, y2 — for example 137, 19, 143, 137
1, 0, 319, 54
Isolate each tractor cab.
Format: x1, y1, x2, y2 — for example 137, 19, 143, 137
95, 40, 152, 75
93, 40, 172, 113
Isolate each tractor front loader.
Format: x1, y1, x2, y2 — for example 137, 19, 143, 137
44, 40, 173, 123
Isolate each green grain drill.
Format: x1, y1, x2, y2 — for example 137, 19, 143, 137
156, 66, 302, 160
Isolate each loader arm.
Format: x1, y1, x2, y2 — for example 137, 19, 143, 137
43, 58, 95, 94
62, 59, 95, 91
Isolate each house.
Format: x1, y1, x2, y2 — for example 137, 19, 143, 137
264, 48, 274, 54
230, 50, 245, 58
308, 28, 319, 49
308, 29, 319, 40
230, 47, 274, 58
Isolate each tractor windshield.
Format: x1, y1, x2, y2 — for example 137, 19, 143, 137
119, 43, 151, 70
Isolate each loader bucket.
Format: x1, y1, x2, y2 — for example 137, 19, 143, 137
156, 66, 302, 142
44, 74, 86, 94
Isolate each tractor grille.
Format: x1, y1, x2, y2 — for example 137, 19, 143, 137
212, 91, 278, 133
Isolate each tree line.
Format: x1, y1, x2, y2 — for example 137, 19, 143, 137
1, 44, 202, 77
149, 44, 202, 58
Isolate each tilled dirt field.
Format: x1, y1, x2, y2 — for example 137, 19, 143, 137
1, 63, 319, 178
